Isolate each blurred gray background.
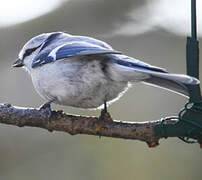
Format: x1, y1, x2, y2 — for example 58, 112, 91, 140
0, 0, 201, 179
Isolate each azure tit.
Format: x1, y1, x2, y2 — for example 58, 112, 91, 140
13, 32, 199, 115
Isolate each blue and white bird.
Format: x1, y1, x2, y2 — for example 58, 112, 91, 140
13, 32, 199, 112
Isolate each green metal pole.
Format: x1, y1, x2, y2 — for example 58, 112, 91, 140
154, 1, 202, 143
191, 0, 197, 39
186, 0, 201, 102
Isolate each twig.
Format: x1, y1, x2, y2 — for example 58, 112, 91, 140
0, 103, 179, 147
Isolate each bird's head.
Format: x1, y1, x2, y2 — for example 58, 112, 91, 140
12, 32, 63, 72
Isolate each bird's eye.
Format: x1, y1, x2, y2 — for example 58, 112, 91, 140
26, 49, 33, 55
23, 45, 41, 59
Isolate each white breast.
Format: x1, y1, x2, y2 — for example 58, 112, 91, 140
30, 58, 128, 108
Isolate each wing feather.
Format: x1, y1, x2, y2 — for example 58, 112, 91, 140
32, 41, 121, 68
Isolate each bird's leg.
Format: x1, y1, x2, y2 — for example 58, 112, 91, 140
39, 97, 56, 119
104, 101, 107, 113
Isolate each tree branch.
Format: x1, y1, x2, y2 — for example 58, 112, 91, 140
0, 103, 181, 147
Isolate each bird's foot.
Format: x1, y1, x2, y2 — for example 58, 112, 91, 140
39, 102, 52, 119
96, 102, 113, 138
98, 101, 112, 122
98, 108, 113, 122
39, 99, 56, 132
39, 98, 56, 119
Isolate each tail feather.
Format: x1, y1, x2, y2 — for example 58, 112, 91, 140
142, 71, 199, 85
143, 75, 189, 97
141, 71, 199, 97
109, 54, 200, 97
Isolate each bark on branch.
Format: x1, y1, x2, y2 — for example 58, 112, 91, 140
0, 103, 179, 147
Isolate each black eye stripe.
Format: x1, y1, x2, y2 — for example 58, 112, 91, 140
23, 45, 41, 59
23, 33, 61, 59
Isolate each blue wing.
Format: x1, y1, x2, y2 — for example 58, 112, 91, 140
54, 42, 121, 60
108, 54, 167, 73
32, 41, 121, 68
64, 35, 114, 50
31, 32, 165, 72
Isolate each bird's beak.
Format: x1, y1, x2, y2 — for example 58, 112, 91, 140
12, 58, 24, 67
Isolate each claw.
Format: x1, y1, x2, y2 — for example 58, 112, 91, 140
99, 109, 112, 122
96, 102, 112, 138
39, 98, 56, 119
39, 99, 56, 132
98, 101, 113, 122
39, 104, 52, 119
